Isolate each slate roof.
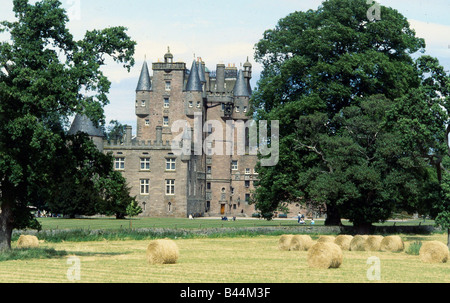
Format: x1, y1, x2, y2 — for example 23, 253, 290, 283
68, 114, 105, 137
186, 60, 202, 91
233, 69, 250, 97
136, 61, 152, 91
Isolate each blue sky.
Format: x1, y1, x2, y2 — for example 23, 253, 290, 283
1, 0, 450, 132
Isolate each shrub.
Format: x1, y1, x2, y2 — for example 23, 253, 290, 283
406, 241, 422, 255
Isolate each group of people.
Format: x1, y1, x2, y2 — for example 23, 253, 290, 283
298, 212, 315, 225
221, 216, 237, 221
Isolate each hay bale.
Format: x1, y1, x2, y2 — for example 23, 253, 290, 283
146, 239, 179, 265
289, 235, 314, 251
380, 235, 404, 252
278, 235, 294, 251
349, 235, 368, 251
317, 235, 336, 243
419, 241, 449, 264
17, 235, 39, 249
364, 235, 384, 251
334, 235, 354, 251
307, 242, 343, 269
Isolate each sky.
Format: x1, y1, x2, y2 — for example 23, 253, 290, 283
1, 0, 450, 133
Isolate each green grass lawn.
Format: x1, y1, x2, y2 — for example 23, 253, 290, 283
35, 216, 435, 231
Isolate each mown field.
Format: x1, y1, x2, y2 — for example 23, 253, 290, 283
0, 233, 448, 283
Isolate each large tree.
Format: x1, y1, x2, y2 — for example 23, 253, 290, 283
251, 0, 449, 230
0, 0, 136, 250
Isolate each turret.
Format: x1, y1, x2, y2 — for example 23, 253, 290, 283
68, 113, 105, 152
135, 60, 152, 139
243, 57, 252, 95
186, 60, 202, 92
164, 47, 173, 64
234, 69, 250, 98
233, 69, 250, 120
136, 60, 152, 92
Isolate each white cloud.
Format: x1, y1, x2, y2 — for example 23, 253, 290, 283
409, 19, 450, 50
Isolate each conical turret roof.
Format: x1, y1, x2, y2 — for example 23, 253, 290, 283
233, 69, 250, 97
186, 60, 202, 92
136, 61, 151, 91
68, 114, 105, 137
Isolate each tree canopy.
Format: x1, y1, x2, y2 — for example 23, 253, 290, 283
0, 0, 136, 250
251, 0, 450, 233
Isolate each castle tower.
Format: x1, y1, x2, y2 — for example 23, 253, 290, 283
135, 60, 152, 139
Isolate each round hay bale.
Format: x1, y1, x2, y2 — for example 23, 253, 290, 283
317, 235, 336, 243
17, 235, 39, 249
289, 235, 314, 251
307, 242, 343, 269
334, 235, 354, 251
419, 241, 449, 264
278, 235, 294, 251
364, 235, 384, 251
146, 239, 179, 265
349, 235, 368, 251
380, 235, 404, 252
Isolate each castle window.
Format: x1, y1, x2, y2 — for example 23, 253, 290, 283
245, 193, 251, 203
245, 180, 250, 188
114, 157, 125, 170
140, 158, 150, 170
168, 202, 172, 212
164, 98, 170, 108
145, 119, 150, 126
207, 182, 211, 190
189, 101, 193, 108
140, 179, 149, 195
163, 116, 169, 126
207, 166, 212, 174
141, 100, 146, 107
244, 106, 248, 113
231, 160, 238, 171
166, 158, 176, 171
166, 179, 175, 195
235, 106, 240, 113
245, 168, 251, 175
165, 81, 171, 91
197, 101, 201, 108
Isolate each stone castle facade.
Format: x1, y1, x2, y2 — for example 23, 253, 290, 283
70, 49, 259, 218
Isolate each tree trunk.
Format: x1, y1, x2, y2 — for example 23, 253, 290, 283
447, 228, 450, 249
324, 204, 342, 226
0, 201, 14, 251
354, 222, 375, 235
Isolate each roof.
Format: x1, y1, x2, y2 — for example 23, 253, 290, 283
243, 56, 252, 67
233, 69, 250, 97
136, 61, 152, 91
68, 114, 105, 137
185, 60, 203, 92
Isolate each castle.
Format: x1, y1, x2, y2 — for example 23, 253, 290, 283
69, 49, 259, 218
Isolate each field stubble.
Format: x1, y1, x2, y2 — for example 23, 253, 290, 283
0, 234, 448, 283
